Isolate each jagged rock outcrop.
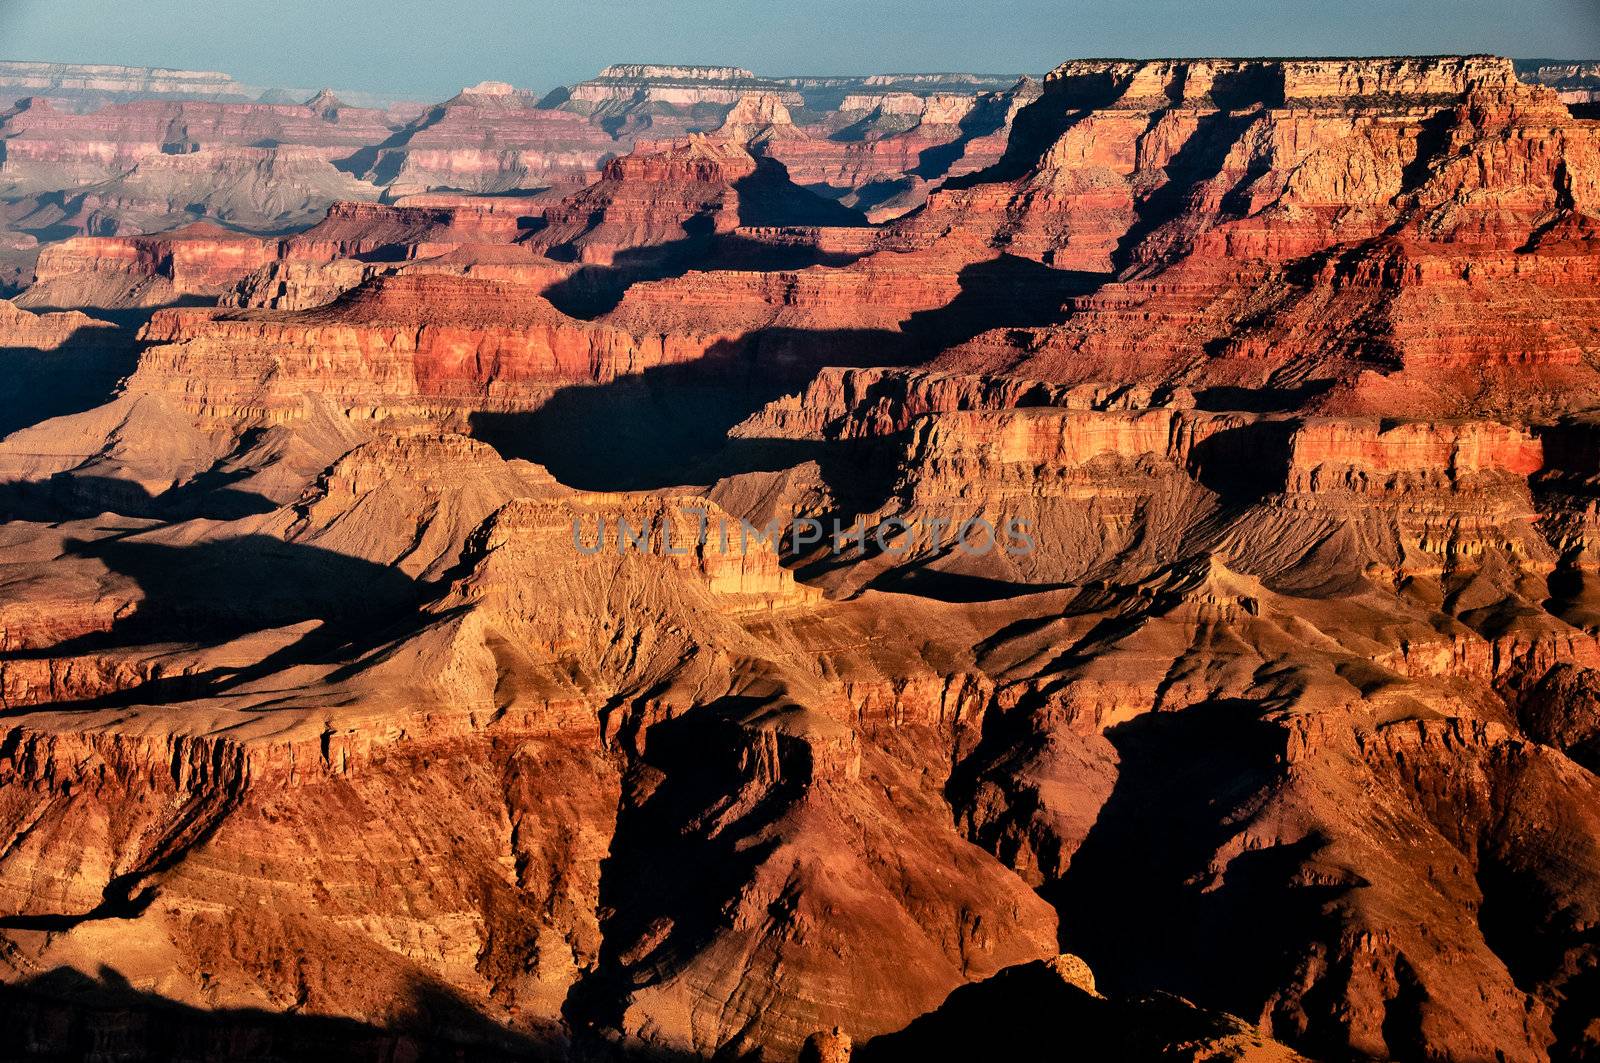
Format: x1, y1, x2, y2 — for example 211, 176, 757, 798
888, 56, 1600, 416
524, 135, 864, 266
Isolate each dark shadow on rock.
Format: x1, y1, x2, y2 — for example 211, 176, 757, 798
1396, 106, 1460, 201
0, 325, 141, 439
468, 331, 910, 492
539, 226, 865, 320
1200, 241, 1409, 375
1, 966, 563, 1062
17, 297, 218, 327
1548, 960, 1600, 1063
0, 473, 278, 524
1184, 418, 1298, 505
471, 363, 791, 491
0, 874, 160, 931
864, 566, 1069, 604
1210, 66, 1288, 110
565, 695, 801, 1041
898, 253, 1100, 351
1046, 702, 1341, 1021
66, 533, 417, 642
332, 103, 451, 180
734, 156, 867, 229
704, 435, 905, 511
1112, 107, 1264, 274
534, 155, 865, 320
853, 958, 1273, 1063
0, 766, 243, 930
939, 69, 1128, 190
0, 534, 425, 711
827, 111, 916, 144
1191, 381, 1334, 414
0, 303, 208, 446
908, 94, 1014, 184
482, 255, 1098, 493
1473, 817, 1600, 1063
840, 176, 918, 215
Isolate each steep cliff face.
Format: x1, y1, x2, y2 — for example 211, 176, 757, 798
524, 136, 864, 267
20, 223, 279, 308
732, 365, 1181, 440
0, 297, 126, 437
884, 56, 1600, 415
756, 80, 1037, 220
560, 65, 797, 137
356, 90, 615, 196
125, 274, 676, 423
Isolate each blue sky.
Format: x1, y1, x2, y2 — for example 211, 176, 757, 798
2, 0, 1597, 100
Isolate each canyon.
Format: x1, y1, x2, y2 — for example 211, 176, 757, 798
1, 50, 1600, 1063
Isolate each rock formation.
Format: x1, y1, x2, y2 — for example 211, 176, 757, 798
2, 49, 1600, 1063
0, 60, 256, 105
0, 61, 1037, 265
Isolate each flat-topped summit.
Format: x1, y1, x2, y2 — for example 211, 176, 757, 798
597, 63, 758, 81
1045, 54, 1519, 101
0, 58, 249, 98
861, 72, 1021, 86
439, 80, 539, 109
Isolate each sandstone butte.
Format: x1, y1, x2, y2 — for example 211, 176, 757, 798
0, 52, 1599, 1063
